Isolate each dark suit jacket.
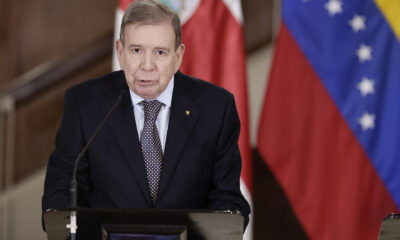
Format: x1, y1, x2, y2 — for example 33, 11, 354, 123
42, 70, 250, 227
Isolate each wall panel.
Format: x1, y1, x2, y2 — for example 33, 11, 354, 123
0, 0, 116, 88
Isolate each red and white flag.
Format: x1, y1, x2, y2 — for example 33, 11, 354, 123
113, 0, 253, 239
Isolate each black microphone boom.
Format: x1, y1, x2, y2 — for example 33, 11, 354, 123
70, 91, 128, 208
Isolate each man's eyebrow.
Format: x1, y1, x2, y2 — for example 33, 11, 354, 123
155, 47, 171, 51
126, 44, 170, 51
127, 44, 142, 48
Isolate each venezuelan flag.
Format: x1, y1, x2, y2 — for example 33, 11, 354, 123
258, 0, 400, 239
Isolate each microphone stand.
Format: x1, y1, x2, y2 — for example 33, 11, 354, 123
67, 92, 126, 240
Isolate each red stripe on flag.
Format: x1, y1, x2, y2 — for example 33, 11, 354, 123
180, 0, 252, 193
118, 0, 132, 11
258, 23, 398, 239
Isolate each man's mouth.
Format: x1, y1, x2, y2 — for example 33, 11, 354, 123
138, 79, 155, 85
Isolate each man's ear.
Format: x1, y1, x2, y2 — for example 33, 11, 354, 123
116, 39, 124, 69
174, 43, 185, 72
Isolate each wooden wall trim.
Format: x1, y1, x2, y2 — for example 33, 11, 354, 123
5, 109, 16, 188
0, 32, 113, 189
0, 32, 114, 105
0, 113, 4, 189
0, 97, 15, 189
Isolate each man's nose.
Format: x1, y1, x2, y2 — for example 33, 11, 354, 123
140, 52, 154, 71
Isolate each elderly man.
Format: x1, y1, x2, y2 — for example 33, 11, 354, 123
42, 0, 250, 229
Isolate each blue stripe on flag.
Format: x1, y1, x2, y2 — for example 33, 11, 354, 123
282, 0, 400, 207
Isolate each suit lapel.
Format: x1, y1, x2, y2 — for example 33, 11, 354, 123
99, 71, 201, 205
158, 73, 201, 197
101, 72, 151, 206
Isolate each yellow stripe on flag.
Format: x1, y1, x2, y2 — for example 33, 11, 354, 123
375, 0, 400, 41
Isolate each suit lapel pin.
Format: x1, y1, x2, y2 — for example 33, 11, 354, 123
186, 110, 190, 116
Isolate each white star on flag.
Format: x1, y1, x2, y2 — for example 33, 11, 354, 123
357, 77, 375, 96
358, 112, 375, 131
325, 0, 343, 16
356, 44, 372, 62
349, 14, 366, 32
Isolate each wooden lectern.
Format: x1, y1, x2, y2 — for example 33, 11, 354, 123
44, 209, 244, 240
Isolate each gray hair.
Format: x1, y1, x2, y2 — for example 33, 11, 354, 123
120, 0, 182, 49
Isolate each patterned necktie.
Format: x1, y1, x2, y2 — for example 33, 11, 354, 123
140, 100, 164, 206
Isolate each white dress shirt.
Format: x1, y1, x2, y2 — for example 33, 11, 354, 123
129, 76, 174, 152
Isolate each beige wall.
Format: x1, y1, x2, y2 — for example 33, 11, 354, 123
247, 44, 275, 146
0, 169, 47, 240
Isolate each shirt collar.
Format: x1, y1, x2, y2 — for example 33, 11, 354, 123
129, 75, 174, 108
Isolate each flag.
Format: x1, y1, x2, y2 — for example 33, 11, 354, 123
179, 3, 253, 239
258, 0, 400, 239
113, 1, 252, 238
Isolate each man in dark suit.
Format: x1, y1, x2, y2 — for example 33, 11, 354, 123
42, 0, 250, 228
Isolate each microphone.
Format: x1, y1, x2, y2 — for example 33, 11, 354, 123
69, 90, 128, 208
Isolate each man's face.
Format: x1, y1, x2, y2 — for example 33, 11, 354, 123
116, 22, 185, 99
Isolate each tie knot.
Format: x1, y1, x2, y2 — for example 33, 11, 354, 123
141, 100, 163, 121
